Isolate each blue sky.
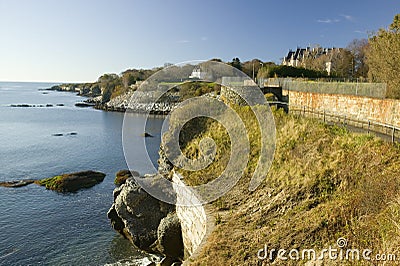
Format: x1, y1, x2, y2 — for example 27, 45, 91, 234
0, 0, 398, 82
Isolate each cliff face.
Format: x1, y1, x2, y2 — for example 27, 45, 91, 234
99, 89, 180, 114
107, 175, 175, 251
107, 172, 184, 264
107, 135, 188, 264
49, 83, 179, 113
50, 81, 219, 115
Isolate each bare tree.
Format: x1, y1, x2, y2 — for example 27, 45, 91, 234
330, 49, 354, 78
347, 39, 369, 78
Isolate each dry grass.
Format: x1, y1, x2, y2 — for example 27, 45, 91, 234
170, 105, 263, 187
175, 108, 400, 265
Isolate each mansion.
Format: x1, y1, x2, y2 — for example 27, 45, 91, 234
282, 46, 342, 75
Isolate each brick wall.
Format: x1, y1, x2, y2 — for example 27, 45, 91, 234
284, 90, 400, 128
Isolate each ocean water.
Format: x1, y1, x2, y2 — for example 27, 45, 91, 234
0, 82, 163, 265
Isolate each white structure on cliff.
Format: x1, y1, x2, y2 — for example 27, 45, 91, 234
189, 66, 206, 79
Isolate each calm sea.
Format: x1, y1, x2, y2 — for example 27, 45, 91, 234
0, 82, 163, 265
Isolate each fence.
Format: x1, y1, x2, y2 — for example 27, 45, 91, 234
269, 102, 399, 143
260, 78, 387, 99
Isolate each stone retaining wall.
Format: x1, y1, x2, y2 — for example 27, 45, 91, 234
284, 90, 400, 128
172, 173, 212, 259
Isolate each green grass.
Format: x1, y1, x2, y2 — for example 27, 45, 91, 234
36, 175, 64, 190
159, 82, 184, 86
170, 106, 400, 265
35, 171, 106, 192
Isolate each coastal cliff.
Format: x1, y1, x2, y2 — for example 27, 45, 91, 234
49, 82, 180, 114
97, 89, 180, 114
107, 147, 184, 265
107, 174, 185, 265
49, 78, 220, 114
108, 105, 400, 265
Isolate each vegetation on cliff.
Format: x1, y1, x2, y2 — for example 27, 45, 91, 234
258, 65, 329, 79
114, 169, 139, 186
176, 82, 221, 101
35, 170, 106, 192
173, 106, 400, 265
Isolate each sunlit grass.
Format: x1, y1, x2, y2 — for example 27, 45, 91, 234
174, 107, 400, 265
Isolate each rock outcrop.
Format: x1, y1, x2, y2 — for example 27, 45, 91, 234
75, 102, 95, 108
1, 170, 106, 192
114, 169, 139, 186
35, 170, 106, 192
142, 132, 154, 138
51, 132, 77, 137
98, 90, 179, 114
46, 81, 183, 114
107, 175, 182, 264
157, 144, 174, 179
0, 179, 36, 188
156, 213, 184, 261
10, 104, 64, 108
47, 84, 102, 97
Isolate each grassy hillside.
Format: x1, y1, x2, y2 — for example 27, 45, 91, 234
174, 106, 400, 265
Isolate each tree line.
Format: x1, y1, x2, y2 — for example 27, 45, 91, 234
91, 14, 400, 101
253, 14, 400, 99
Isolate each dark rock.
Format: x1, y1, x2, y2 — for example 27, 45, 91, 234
48, 85, 62, 91
42, 92, 49, 94
90, 84, 101, 96
158, 144, 173, 179
156, 212, 184, 260
0, 179, 36, 188
66, 132, 78, 136
35, 170, 106, 192
114, 169, 139, 186
56, 104, 64, 106
107, 206, 126, 235
52, 133, 64, 137
46, 84, 101, 97
158, 257, 178, 266
142, 132, 154, 138
107, 176, 175, 252
46, 104, 53, 107
10, 104, 31, 107
75, 102, 95, 108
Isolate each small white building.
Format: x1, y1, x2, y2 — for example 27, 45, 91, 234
189, 67, 206, 79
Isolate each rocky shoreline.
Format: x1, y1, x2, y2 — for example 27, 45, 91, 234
107, 174, 183, 265
91, 90, 179, 114
44, 83, 186, 265
107, 143, 185, 265
45, 83, 102, 97
47, 83, 180, 114
10, 103, 64, 108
